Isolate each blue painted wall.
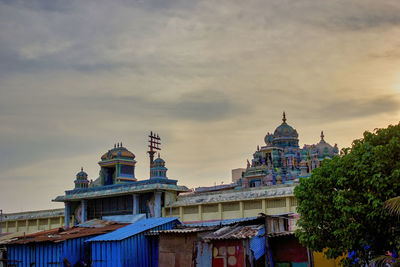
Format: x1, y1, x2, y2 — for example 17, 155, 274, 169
90, 220, 177, 267
7, 236, 91, 267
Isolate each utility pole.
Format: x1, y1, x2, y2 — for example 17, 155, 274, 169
147, 132, 161, 176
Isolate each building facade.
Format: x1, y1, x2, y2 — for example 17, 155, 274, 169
240, 112, 338, 188
0, 209, 68, 235
53, 144, 189, 228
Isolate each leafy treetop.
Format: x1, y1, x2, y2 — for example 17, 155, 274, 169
295, 124, 400, 266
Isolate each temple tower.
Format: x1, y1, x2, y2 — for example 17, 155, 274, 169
74, 168, 89, 189
150, 154, 168, 179
98, 143, 137, 185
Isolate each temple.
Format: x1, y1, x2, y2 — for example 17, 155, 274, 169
240, 112, 339, 188
53, 141, 189, 227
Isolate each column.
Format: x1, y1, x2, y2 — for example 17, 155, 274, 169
285, 197, 291, 213
154, 192, 162, 218
218, 203, 222, 220
64, 202, 70, 229
262, 199, 267, 214
198, 205, 203, 221
26, 219, 29, 232
81, 200, 87, 223
133, 194, 140, 214
239, 201, 244, 218
47, 218, 51, 230
179, 207, 183, 221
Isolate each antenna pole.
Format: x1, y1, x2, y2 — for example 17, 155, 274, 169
148, 132, 161, 176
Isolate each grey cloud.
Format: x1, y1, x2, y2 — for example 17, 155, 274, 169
1, 0, 400, 212
294, 95, 400, 123
0, 0, 74, 12
67, 90, 247, 122
0, 137, 100, 177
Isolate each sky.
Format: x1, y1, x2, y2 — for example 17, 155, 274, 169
1, 0, 400, 213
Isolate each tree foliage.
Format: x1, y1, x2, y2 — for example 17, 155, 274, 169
294, 124, 400, 266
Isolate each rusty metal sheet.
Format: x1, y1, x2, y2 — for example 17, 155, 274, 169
6, 220, 127, 244
203, 224, 263, 240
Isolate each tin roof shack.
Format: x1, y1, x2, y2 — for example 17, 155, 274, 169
154, 227, 215, 267
203, 223, 266, 267
86, 217, 181, 267
154, 214, 307, 267
154, 217, 264, 267
4, 219, 126, 267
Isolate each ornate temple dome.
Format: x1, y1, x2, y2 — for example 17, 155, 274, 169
76, 167, 88, 179
74, 167, 89, 189
273, 112, 298, 139
315, 131, 337, 157
153, 156, 166, 167
150, 154, 168, 179
101, 143, 135, 160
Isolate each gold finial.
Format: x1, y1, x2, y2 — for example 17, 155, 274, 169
321, 131, 324, 141
282, 111, 286, 123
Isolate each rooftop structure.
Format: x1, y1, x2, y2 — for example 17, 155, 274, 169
241, 112, 339, 188
54, 135, 189, 228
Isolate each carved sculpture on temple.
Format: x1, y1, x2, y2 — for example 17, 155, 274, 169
241, 112, 338, 188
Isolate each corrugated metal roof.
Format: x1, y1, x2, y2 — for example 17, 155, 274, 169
87, 217, 180, 242
6, 220, 127, 245
203, 224, 263, 240
266, 231, 294, 237
147, 227, 211, 235
77, 218, 122, 228
184, 216, 259, 227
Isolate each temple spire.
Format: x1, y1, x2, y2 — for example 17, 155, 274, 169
282, 111, 286, 123
320, 131, 325, 141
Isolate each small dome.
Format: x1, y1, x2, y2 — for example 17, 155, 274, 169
154, 157, 165, 164
152, 154, 165, 167
315, 131, 335, 156
273, 112, 298, 139
76, 168, 88, 179
101, 143, 135, 160
150, 154, 168, 179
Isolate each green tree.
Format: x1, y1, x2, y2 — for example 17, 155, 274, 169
294, 124, 400, 266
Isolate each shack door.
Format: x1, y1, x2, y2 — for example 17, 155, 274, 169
212, 240, 244, 267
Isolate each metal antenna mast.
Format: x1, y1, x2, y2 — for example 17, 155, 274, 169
148, 131, 161, 175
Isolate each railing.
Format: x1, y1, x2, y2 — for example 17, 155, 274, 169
66, 178, 178, 195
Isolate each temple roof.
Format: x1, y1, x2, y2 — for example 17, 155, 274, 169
101, 143, 135, 160
76, 167, 88, 179
53, 179, 189, 202
273, 112, 298, 139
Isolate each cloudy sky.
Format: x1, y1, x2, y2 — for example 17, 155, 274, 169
1, 0, 400, 213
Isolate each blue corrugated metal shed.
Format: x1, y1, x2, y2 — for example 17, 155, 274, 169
87, 217, 181, 267
5, 221, 125, 267
87, 217, 179, 242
